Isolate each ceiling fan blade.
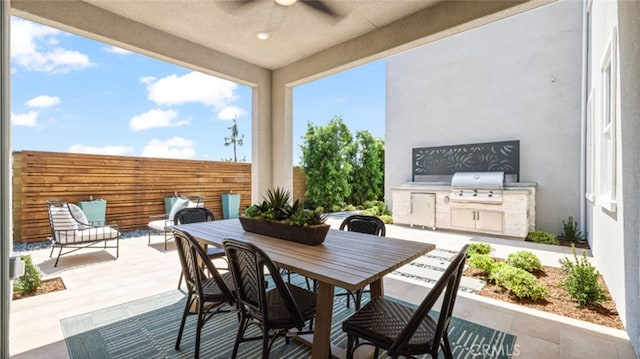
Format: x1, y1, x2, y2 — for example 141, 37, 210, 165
299, 0, 341, 19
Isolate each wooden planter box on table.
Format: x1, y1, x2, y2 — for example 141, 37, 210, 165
238, 217, 329, 245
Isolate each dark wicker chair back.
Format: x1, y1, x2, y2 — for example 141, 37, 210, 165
174, 207, 215, 225
339, 214, 386, 236
341, 244, 469, 359
390, 244, 469, 357
173, 228, 235, 359
223, 238, 317, 358
336, 214, 386, 310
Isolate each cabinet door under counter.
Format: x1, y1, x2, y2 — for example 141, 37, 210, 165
450, 207, 504, 234
409, 192, 436, 229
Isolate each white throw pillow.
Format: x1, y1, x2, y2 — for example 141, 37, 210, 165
50, 205, 78, 231
68, 203, 90, 227
168, 197, 189, 221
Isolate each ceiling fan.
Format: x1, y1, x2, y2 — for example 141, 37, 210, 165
238, 0, 343, 21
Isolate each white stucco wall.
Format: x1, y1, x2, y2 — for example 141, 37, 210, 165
588, 0, 640, 355
385, 0, 583, 234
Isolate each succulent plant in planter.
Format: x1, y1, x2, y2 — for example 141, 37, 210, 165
243, 187, 326, 226
241, 188, 329, 245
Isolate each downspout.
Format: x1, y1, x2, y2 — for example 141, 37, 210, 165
579, 0, 589, 241
1, 0, 11, 358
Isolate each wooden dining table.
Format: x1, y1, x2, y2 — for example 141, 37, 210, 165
174, 218, 435, 359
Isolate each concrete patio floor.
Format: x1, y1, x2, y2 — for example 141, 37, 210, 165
9, 218, 637, 359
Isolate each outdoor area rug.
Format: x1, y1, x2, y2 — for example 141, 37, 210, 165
61, 285, 516, 358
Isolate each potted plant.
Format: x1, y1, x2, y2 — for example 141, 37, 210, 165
240, 187, 329, 245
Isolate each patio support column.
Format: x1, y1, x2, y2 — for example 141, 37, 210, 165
252, 72, 275, 202
271, 74, 294, 193
1, 0, 11, 356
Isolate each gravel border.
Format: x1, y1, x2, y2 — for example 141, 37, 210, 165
12, 229, 151, 253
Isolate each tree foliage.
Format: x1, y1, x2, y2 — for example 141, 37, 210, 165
301, 116, 353, 209
300, 115, 385, 210
224, 116, 244, 162
347, 131, 385, 204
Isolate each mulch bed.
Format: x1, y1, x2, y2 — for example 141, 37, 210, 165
464, 263, 624, 330
12, 277, 66, 300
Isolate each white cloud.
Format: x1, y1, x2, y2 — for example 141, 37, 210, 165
11, 111, 39, 127
26, 95, 61, 108
10, 17, 93, 74
140, 76, 156, 84
104, 46, 132, 55
146, 71, 237, 109
67, 144, 135, 156
217, 106, 247, 120
142, 137, 196, 159
129, 109, 189, 131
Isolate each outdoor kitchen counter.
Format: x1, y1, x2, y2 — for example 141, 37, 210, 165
391, 182, 537, 238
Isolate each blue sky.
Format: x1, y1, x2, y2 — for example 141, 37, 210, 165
10, 16, 385, 165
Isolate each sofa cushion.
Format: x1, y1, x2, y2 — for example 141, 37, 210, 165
148, 219, 172, 232
55, 226, 119, 244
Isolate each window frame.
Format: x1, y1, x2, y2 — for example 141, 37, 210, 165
596, 27, 617, 212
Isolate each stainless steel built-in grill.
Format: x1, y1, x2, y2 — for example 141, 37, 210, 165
450, 171, 505, 204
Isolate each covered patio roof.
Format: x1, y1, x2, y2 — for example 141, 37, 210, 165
8, 0, 553, 201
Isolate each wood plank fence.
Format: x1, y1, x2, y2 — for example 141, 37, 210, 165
12, 151, 253, 243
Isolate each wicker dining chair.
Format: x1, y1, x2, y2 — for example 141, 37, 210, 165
337, 214, 386, 310
341, 244, 469, 359
173, 228, 236, 359
222, 237, 317, 359
174, 207, 227, 289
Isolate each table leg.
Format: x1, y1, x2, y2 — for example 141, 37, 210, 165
369, 278, 384, 298
312, 281, 335, 359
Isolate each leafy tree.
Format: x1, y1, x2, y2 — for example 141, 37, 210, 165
348, 131, 384, 204
301, 116, 353, 209
224, 116, 244, 162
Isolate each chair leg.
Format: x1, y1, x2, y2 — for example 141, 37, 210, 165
54, 246, 63, 267
355, 289, 363, 311
194, 299, 204, 359
441, 331, 454, 359
261, 326, 270, 359
175, 294, 193, 350
231, 314, 249, 359
177, 272, 184, 290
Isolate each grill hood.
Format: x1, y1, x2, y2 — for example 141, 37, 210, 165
451, 171, 505, 190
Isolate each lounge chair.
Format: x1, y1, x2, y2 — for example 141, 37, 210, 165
46, 200, 120, 267
147, 194, 204, 250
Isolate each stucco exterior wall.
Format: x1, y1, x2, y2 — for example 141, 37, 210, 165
385, 0, 583, 234
588, 0, 640, 355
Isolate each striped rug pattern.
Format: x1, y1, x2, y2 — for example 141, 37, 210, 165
61, 284, 515, 358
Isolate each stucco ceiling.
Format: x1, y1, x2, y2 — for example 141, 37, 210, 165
10, 0, 550, 73
83, 0, 441, 70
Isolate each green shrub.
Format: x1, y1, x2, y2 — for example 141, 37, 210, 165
467, 243, 492, 256
468, 254, 496, 275
558, 216, 584, 243
344, 204, 356, 212
362, 206, 379, 216
13, 254, 41, 293
526, 230, 559, 245
490, 265, 548, 300
379, 214, 393, 224
559, 246, 608, 307
331, 204, 342, 213
506, 251, 543, 273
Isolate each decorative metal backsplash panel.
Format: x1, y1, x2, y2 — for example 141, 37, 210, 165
412, 140, 519, 181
